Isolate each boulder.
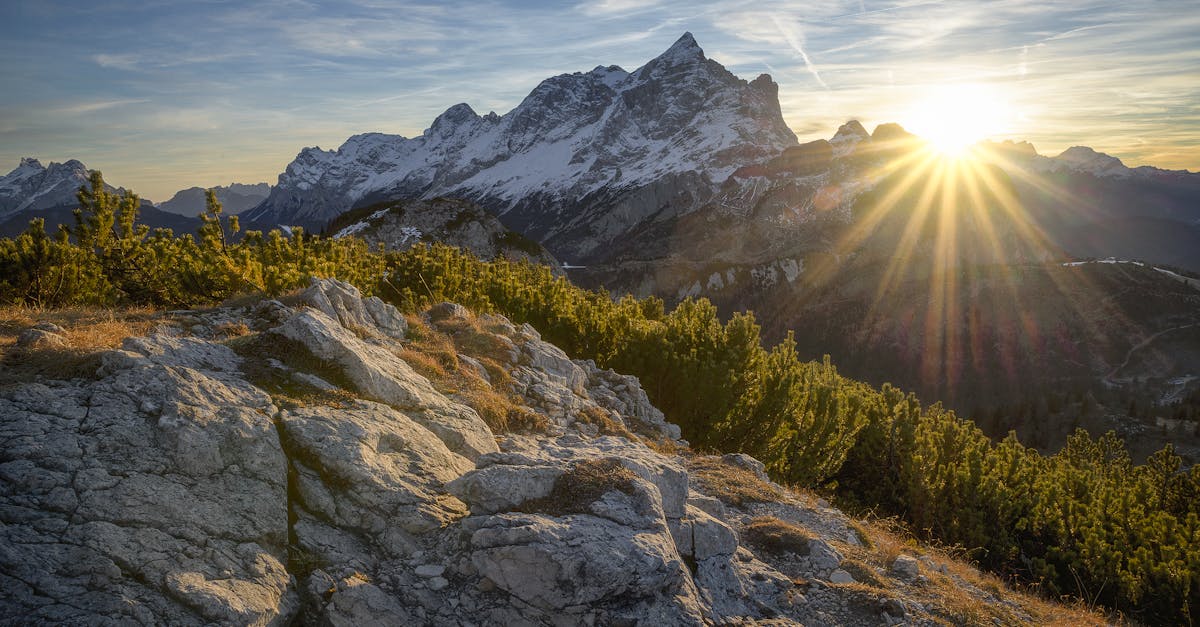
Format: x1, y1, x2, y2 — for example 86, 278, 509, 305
0, 336, 296, 625
280, 400, 472, 556
300, 277, 407, 339
891, 554, 921, 580
446, 464, 563, 515
688, 506, 738, 561
468, 513, 705, 623
16, 323, 68, 349
275, 309, 497, 460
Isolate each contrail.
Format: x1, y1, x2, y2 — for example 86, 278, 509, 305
771, 14, 829, 90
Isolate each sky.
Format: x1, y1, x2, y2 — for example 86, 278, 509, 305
1, 0, 1197, 202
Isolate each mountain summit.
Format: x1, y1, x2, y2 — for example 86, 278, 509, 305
245, 33, 797, 258
0, 158, 93, 218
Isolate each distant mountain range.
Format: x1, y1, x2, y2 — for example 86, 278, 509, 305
157, 183, 271, 216
0, 158, 271, 237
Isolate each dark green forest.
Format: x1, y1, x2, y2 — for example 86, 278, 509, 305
3, 174, 1199, 623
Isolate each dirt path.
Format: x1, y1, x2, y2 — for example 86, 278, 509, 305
1106, 323, 1200, 383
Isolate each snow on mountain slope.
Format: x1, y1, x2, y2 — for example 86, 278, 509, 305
0, 158, 94, 218
245, 33, 797, 259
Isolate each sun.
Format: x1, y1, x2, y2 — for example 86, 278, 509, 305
901, 84, 1013, 157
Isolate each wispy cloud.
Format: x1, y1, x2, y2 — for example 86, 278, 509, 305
1, 0, 1197, 198
769, 14, 828, 89
55, 99, 147, 115
92, 53, 140, 70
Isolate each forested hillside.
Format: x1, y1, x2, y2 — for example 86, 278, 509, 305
3, 174, 1199, 623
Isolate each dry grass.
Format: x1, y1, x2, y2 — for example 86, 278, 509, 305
519, 458, 639, 516
575, 405, 636, 439
0, 305, 158, 350
226, 331, 359, 408
400, 313, 546, 434
0, 305, 159, 384
743, 516, 813, 557
686, 455, 782, 507
426, 309, 517, 366
834, 515, 1121, 627
214, 321, 250, 339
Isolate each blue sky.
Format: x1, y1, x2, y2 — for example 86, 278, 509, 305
2, 0, 1197, 200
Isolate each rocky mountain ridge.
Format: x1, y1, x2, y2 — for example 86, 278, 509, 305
0, 157, 204, 239
244, 33, 797, 259
0, 158, 106, 219
323, 197, 559, 268
0, 278, 1094, 625
158, 183, 271, 216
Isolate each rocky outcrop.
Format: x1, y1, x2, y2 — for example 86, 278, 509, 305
0, 334, 296, 625
324, 198, 560, 268
0, 279, 1061, 625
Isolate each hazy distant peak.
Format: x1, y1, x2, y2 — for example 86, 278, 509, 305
833, 120, 869, 141
1057, 145, 1124, 167
157, 182, 273, 216
830, 120, 870, 156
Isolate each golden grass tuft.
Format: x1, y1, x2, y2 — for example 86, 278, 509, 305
686, 455, 782, 507
574, 405, 636, 439
399, 312, 546, 434
743, 516, 814, 556
518, 458, 639, 516
0, 305, 160, 384
226, 331, 359, 408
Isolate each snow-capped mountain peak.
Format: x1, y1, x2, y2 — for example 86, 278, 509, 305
1054, 146, 1128, 177
246, 33, 798, 260
0, 158, 93, 218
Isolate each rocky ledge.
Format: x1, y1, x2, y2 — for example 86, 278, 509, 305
1, 279, 1060, 625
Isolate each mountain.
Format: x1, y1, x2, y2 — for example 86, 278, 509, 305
0, 157, 201, 238
0, 157, 96, 219
322, 197, 559, 267
975, 142, 1200, 271
157, 182, 271, 216
245, 32, 797, 259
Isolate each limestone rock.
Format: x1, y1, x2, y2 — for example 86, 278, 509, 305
468, 513, 705, 623
300, 277, 407, 339
891, 554, 921, 580
721, 453, 769, 481
322, 575, 417, 626
16, 323, 68, 348
480, 435, 689, 520
275, 308, 497, 460
0, 336, 296, 625
280, 400, 472, 557
446, 464, 563, 515
829, 568, 856, 584
688, 506, 738, 561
